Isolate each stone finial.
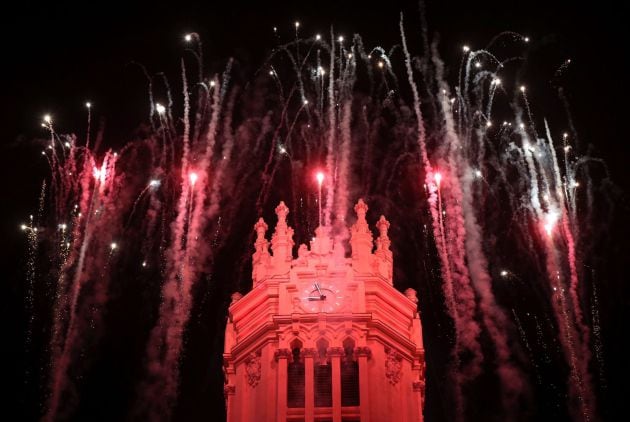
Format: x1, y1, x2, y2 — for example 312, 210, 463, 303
230, 292, 243, 305
254, 218, 268, 242
271, 201, 294, 269
252, 218, 270, 285
351, 199, 373, 262
375, 215, 393, 283
354, 199, 368, 223
275, 201, 289, 227
376, 215, 390, 238
375, 215, 392, 255
404, 288, 418, 304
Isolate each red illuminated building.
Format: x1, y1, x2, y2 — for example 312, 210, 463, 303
223, 200, 426, 421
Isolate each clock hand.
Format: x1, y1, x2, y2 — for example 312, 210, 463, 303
314, 283, 326, 299
307, 296, 324, 301
314, 283, 323, 295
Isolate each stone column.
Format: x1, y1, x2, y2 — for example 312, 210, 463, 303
328, 347, 344, 422
356, 346, 372, 422
303, 348, 317, 422
224, 384, 236, 421
412, 379, 425, 422
274, 348, 291, 422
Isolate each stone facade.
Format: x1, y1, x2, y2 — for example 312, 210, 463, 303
223, 200, 425, 422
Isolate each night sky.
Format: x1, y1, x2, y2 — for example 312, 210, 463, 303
1, 0, 628, 421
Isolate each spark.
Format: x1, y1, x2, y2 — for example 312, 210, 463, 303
278, 145, 287, 154
64, 142, 71, 148
315, 34, 321, 40
303, 99, 309, 105
156, 103, 166, 115
142, 261, 147, 267
524, 36, 530, 42
43, 114, 52, 124
20, 224, 27, 231
500, 270, 509, 277
338, 36, 344, 42
434, 172, 442, 187
474, 62, 481, 68
110, 242, 118, 250
316, 171, 324, 185
189, 172, 198, 185
486, 121, 492, 127
563, 132, 569, 139
520, 85, 526, 92
93, 167, 105, 183
269, 70, 274, 76
564, 146, 571, 152
184, 34, 192, 42
378, 61, 384, 68
58, 223, 67, 231
543, 210, 560, 237
492, 78, 501, 85
149, 179, 161, 187
463, 45, 470, 52
294, 21, 300, 29
210, 81, 216, 87
474, 169, 482, 178
347, 53, 352, 58
318, 66, 325, 76
85, 102, 91, 108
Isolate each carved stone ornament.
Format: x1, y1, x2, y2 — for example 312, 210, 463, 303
355, 346, 372, 358
245, 351, 262, 387
274, 348, 292, 361
412, 380, 425, 393
385, 348, 403, 385
301, 347, 318, 358
327, 347, 345, 357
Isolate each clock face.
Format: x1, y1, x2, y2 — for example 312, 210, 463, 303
301, 282, 344, 313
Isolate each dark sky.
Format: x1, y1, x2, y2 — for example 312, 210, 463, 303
1, 0, 627, 421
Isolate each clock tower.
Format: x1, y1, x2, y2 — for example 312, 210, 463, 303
223, 199, 426, 422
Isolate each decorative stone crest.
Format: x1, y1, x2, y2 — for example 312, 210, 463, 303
245, 351, 262, 387
385, 348, 403, 385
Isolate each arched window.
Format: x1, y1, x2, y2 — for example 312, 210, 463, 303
314, 338, 332, 407
341, 338, 359, 406
287, 339, 305, 408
